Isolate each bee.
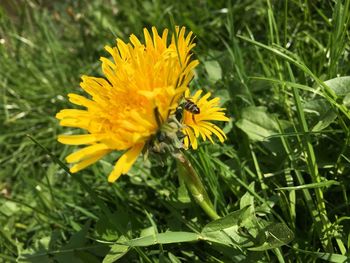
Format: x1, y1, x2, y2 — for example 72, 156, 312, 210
181, 98, 200, 123
175, 97, 201, 123
184, 98, 200, 114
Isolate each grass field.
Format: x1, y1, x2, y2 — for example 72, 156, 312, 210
1, 0, 350, 262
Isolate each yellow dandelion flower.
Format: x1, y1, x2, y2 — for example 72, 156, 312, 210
56, 26, 199, 182
182, 89, 230, 149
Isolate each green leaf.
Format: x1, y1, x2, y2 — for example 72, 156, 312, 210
0, 201, 19, 216
94, 215, 119, 242
324, 76, 350, 96
300, 77, 350, 132
55, 222, 90, 263
202, 208, 248, 233
177, 179, 191, 204
293, 248, 350, 263
303, 99, 337, 131
204, 60, 222, 83
236, 106, 289, 141
102, 236, 129, 263
311, 252, 350, 263
215, 89, 231, 105
140, 226, 157, 238
276, 180, 340, 191
201, 206, 255, 247
168, 252, 182, 263
249, 223, 294, 251
312, 110, 338, 132
343, 93, 350, 107
17, 237, 53, 263
239, 182, 255, 210
125, 232, 200, 247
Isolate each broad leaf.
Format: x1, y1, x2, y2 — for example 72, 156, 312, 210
201, 206, 255, 247
324, 76, 350, 96
236, 106, 289, 141
249, 223, 294, 251
204, 60, 222, 83
102, 236, 129, 263
303, 99, 337, 131
125, 231, 200, 247
303, 76, 350, 131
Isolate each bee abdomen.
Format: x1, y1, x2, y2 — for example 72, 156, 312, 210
184, 99, 200, 114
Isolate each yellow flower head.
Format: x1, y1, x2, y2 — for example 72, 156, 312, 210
56, 27, 198, 182
182, 89, 230, 149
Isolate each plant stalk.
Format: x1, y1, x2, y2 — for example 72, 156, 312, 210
175, 151, 220, 220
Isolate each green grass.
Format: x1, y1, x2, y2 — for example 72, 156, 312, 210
1, 0, 350, 262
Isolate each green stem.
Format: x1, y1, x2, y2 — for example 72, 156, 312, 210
175, 151, 220, 220
288, 64, 334, 252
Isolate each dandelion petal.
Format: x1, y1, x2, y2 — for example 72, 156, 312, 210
108, 143, 145, 183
